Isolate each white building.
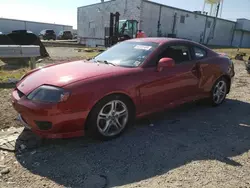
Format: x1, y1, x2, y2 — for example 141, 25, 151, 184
0, 18, 73, 36
77, 0, 250, 48
233, 18, 250, 48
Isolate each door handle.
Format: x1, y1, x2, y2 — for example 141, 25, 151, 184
191, 68, 197, 73
190, 62, 201, 77
192, 62, 201, 71
191, 65, 198, 73
191, 62, 201, 78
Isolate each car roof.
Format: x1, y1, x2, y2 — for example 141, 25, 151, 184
129, 37, 200, 45
129, 37, 190, 43
128, 37, 214, 52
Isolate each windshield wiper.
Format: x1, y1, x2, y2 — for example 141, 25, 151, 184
95, 59, 116, 66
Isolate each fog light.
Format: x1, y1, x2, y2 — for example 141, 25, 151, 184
35, 121, 52, 130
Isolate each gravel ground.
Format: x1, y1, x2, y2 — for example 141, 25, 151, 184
45, 47, 98, 62
0, 89, 18, 130
0, 60, 250, 188
46, 47, 87, 61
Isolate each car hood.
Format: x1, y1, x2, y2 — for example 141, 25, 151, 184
17, 60, 129, 94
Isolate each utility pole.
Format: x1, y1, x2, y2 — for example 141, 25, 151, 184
215, 2, 220, 18
202, 12, 208, 44
100, 0, 105, 44
157, 6, 162, 37
172, 13, 177, 36
206, 2, 220, 44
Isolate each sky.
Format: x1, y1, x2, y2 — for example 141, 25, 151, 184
0, 0, 249, 29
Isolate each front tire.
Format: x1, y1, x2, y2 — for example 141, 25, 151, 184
209, 77, 228, 106
87, 95, 134, 140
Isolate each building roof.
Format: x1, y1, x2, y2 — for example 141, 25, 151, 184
77, 0, 112, 9
144, 0, 236, 24
0, 17, 73, 27
77, 0, 238, 24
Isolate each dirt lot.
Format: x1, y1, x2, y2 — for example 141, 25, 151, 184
0, 47, 250, 188
46, 47, 98, 61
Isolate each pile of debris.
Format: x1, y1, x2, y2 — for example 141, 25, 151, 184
0, 30, 49, 58
235, 52, 247, 60
246, 56, 250, 73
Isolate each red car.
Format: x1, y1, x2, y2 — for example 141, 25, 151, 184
11, 38, 235, 140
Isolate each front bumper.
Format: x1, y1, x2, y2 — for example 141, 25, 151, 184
44, 35, 56, 40
17, 114, 31, 130
12, 89, 87, 139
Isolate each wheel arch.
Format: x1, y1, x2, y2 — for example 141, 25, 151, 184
212, 74, 231, 94
84, 92, 136, 131
220, 74, 231, 93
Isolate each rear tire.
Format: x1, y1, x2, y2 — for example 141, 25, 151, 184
209, 77, 228, 106
86, 95, 134, 141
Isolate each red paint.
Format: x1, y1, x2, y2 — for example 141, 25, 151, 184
157, 57, 175, 71
12, 38, 235, 139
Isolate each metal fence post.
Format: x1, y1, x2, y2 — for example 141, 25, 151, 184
30, 57, 36, 69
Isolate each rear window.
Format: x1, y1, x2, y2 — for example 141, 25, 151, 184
64, 31, 71, 34
193, 46, 207, 59
46, 30, 55, 34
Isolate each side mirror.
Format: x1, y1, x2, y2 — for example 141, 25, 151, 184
157, 58, 175, 72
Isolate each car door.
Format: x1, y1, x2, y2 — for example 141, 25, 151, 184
167, 44, 202, 102
139, 43, 201, 113
190, 45, 215, 95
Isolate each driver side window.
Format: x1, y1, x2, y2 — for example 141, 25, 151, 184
158, 45, 191, 64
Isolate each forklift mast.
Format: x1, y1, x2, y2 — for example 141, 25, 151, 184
109, 12, 120, 39
105, 12, 139, 47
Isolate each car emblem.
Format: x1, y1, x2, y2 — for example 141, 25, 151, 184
21, 84, 24, 87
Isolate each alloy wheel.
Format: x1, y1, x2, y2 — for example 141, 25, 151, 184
213, 80, 227, 104
97, 100, 128, 137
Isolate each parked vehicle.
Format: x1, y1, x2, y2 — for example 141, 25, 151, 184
57, 30, 73, 40
12, 38, 235, 140
73, 33, 77, 39
38, 29, 56, 40
12, 30, 33, 34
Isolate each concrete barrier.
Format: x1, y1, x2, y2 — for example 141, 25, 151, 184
0, 45, 40, 69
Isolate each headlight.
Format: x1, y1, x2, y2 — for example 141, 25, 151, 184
27, 85, 70, 103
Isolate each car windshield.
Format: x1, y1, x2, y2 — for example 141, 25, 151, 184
93, 41, 159, 67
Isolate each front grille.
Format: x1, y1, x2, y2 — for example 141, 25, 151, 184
35, 121, 52, 130
17, 89, 25, 98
